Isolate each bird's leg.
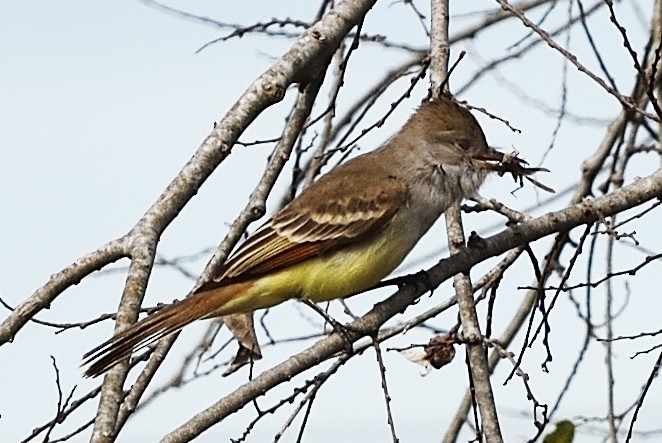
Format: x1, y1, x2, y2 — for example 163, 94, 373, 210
376, 270, 435, 295
300, 299, 357, 355
342, 270, 435, 300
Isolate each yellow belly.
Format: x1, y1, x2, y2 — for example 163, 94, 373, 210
215, 210, 423, 315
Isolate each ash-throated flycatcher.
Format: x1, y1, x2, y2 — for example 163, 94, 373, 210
84, 95, 522, 377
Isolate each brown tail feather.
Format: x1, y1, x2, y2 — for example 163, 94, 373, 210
82, 282, 247, 378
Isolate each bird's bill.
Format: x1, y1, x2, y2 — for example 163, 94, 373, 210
471, 147, 507, 170
472, 147, 555, 193
472, 148, 549, 175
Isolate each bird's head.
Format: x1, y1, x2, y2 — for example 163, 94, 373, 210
401, 95, 552, 192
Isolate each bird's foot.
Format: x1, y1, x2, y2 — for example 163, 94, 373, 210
380, 270, 434, 294
300, 299, 357, 355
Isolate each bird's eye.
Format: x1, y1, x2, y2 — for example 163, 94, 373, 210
457, 139, 472, 151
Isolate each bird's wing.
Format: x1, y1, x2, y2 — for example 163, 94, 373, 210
199, 163, 408, 290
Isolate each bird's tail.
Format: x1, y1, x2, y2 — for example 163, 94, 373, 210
82, 283, 244, 378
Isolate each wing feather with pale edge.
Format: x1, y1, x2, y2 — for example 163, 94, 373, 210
198, 163, 408, 291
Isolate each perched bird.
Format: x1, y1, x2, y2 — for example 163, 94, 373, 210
84, 95, 535, 377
